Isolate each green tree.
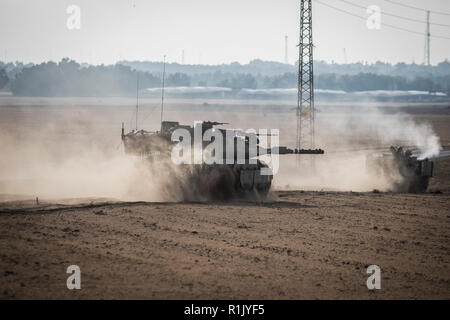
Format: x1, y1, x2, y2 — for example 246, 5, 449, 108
0, 69, 9, 90
167, 73, 190, 86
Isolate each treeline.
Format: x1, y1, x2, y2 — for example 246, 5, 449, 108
316, 73, 450, 93
5, 59, 450, 96
120, 59, 450, 78
0, 69, 8, 90
10, 59, 160, 96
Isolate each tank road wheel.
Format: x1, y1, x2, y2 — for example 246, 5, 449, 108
408, 176, 429, 193
194, 165, 238, 201
237, 167, 273, 199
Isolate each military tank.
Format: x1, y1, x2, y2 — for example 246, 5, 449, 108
122, 120, 324, 200
366, 146, 434, 193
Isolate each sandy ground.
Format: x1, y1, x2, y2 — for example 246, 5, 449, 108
0, 97, 449, 299
0, 186, 449, 299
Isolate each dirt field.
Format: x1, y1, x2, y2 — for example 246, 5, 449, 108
0, 97, 449, 299
0, 187, 449, 299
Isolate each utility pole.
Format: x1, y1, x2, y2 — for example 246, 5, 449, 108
426, 10, 431, 66
296, 0, 315, 166
135, 73, 139, 131
160, 55, 166, 131
285, 35, 289, 64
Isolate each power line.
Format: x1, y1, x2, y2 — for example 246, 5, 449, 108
338, 0, 450, 27
384, 0, 450, 17
314, 0, 450, 40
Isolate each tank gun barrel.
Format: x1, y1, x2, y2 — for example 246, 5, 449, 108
258, 147, 324, 155
234, 130, 278, 137
203, 121, 228, 126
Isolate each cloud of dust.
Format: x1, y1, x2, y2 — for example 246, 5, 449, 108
272, 107, 441, 192
0, 102, 442, 201
0, 107, 190, 202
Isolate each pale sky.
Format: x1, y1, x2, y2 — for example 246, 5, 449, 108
1, 0, 449, 65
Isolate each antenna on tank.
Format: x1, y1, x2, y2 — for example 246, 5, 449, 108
135, 73, 139, 131
160, 55, 166, 131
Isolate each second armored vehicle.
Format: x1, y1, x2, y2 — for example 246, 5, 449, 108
366, 146, 434, 193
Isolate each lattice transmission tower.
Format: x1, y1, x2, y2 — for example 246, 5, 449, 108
296, 0, 315, 156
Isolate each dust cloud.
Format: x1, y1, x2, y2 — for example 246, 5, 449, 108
0, 101, 183, 202
273, 107, 441, 192
0, 99, 442, 201
0, 126, 171, 201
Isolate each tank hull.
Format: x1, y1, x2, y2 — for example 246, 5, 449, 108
163, 163, 273, 201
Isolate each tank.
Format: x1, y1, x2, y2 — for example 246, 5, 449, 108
366, 146, 434, 193
122, 120, 324, 200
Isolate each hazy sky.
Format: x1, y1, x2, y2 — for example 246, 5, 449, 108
1, 0, 449, 65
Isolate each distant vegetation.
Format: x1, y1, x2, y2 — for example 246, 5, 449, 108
120, 59, 450, 78
0, 69, 8, 90
9, 59, 160, 97
2, 59, 450, 97
316, 73, 450, 93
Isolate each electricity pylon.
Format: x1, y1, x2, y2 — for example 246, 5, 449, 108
296, 0, 315, 167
